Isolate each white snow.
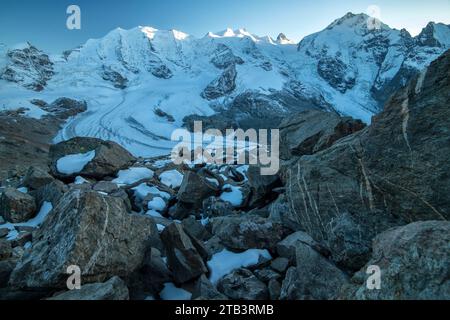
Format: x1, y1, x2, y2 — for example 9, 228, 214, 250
132, 183, 170, 200
220, 184, 243, 207
0, 201, 53, 241
74, 176, 89, 185
160, 283, 192, 300
148, 197, 166, 212
159, 170, 184, 188
112, 167, 154, 186
17, 187, 28, 194
56, 151, 96, 175
156, 224, 166, 232
208, 249, 272, 284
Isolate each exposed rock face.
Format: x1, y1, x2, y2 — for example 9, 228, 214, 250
210, 44, 244, 69
48, 276, 129, 300
49, 137, 136, 180
217, 268, 269, 300
101, 66, 128, 89
279, 110, 365, 160
36, 98, 88, 119
0, 188, 36, 223
280, 242, 348, 300
211, 215, 285, 251
202, 64, 237, 100
282, 49, 450, 270
0, 43, 54, 91
160, 223, 208, 284
9, 190, 161, 290
341, 221, 450, 300
317, 56, 356, 93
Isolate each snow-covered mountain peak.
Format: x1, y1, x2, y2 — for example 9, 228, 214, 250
276, 33, 295, 45
416, 22, 450, 47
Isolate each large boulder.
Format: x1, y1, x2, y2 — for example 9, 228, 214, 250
48, 276, 129, 300
160, 223, 208, 285
341, 221, 450, 300
192, 274, 228, 300
281, 50, 450, 271
276, 231, 330, 262
279, 109, 365, 160
211, 215, 285, 251
177, 171, 219, 205
280, 242, 348, 300
247, 166, 282, 208
217, 268, 269, 300
127, 247, 172, 298
0, 188, 36, 223
9, 190, 161, 290
21, 166, 54, 190
49, 137, 136, 180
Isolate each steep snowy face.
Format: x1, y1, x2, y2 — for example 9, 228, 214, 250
293, 13, 450, 118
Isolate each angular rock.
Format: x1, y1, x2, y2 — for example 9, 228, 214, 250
247, 166, 282, 208
160, 223, 208, 284
93, 181, 119, 194
49, 137, 136, 180
276, 231, 330, 262
270, 257, 290, 273
48, 276, 129, 300
254, 268, 281, 283
341, 221, 450, 300
192, 274, 228, 300
268, 279, 281, 300
203, 197, 235, 218
181, 216, 211, 241
9, 190, 161, 290
280, 243, 348, 300
177, 171, 218, 205
217, 268, 269, 300
211, 215, 285, 251
268, 194, 302, 232
21, 166, 54, 190
0, 188, 36, 223
279, 109, 365, 160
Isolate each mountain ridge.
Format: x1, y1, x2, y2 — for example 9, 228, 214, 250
1, 12, 449, 157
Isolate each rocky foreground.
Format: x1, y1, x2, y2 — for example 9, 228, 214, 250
0, 50, 449, 301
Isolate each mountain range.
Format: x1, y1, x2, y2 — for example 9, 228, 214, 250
1, 12, 449, 157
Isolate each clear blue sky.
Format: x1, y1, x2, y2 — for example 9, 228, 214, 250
1, 0, 449, 53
